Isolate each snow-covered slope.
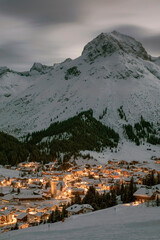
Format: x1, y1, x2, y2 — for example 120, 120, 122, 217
1, 204, 160, 240
0, 31, 160, 137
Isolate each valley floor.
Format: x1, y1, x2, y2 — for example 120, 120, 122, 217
1, 204, 160, 240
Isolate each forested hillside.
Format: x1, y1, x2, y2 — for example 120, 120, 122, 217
0, 110, 119, 166
0, 131, 29, 165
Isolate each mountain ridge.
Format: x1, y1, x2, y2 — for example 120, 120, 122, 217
0, 31, 160, 140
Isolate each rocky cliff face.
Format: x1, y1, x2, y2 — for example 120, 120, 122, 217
82, 31, 151, 62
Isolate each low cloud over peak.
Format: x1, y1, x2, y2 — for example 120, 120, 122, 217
0, 0, 159, 70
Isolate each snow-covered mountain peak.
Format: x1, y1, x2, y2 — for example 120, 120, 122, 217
110, 31, 150, 60
0, 66, 11, 77
81, 32, 118, 62
82, 31, 150, 62
0, 31, 160, 137
30, 62, 53, 74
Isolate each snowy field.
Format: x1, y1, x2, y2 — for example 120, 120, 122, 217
1, 204, 160, 240
81, 141, 160, 169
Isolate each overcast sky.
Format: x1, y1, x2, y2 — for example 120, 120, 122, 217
0, 0, 160, 71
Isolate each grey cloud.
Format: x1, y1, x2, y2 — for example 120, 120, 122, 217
0, 0, 125, 25
142, 35, 160, 56
0, 39, 64, 71
108, 25, 150, 38
0, 42, 26, 63
0, 41, 34, 70
0, 0, 160, 70
0, 0, 82, 24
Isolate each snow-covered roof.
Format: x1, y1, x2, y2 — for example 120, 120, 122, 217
34, 212, 43, 217
1, 194, 14, 201
66, 204, 93, 213
152, 184, 160, 191
14, 194, 43, 199
133, 187, 154, 198
17, 212, 28, 219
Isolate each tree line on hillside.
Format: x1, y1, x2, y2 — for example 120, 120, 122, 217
0, 131, 28, 166
26, 110, 119, 161
27, 110, 119, 147
124, 116, 160, 145
0, 131, 53, 166
0, 110, 120, 166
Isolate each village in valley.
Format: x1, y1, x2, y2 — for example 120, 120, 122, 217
0, 155, 160, 233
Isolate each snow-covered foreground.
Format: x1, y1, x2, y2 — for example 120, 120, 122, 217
2, 204, 160, 240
